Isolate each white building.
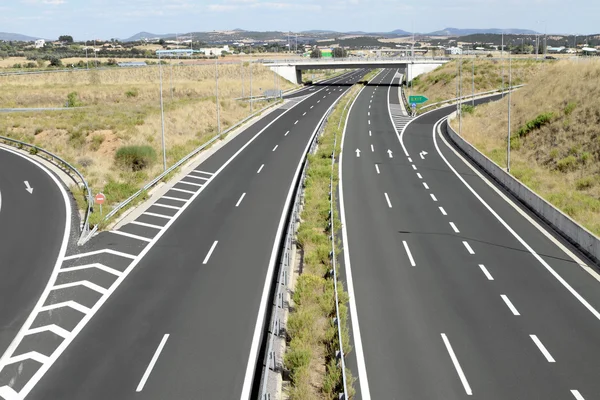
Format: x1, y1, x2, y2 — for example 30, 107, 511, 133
445, 46, 462, 55
199, 45, 230, 56
35, 39, 45, 49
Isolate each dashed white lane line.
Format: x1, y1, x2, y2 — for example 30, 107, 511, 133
408, 157, 412, 162
235, 193, 246, 207
368, 112, 370, 116
203, 241, 219, 264
294, 120, 299, 125
285, 130, 290, 136
423, 182, 429, 190
463, 241, 475, 254
272, 145, 278, 152
384, 193, 392, 208
441, 333, 473, 395
530, 335, 555, 362
310, 105, 314, 109
317, 100, 321, 103
375, 164, 380, 174
402, 241, 416, 266
368, 120, 371, 125
479, 264, 494, 280
500, 294, 520, 315
303, 112, 307, 116
371, 144, 374, 152
369, 130, 372, 136
417, 173, 422, 179
449, 222, 460, 233
571, 390, 585, 400
439, 206, 447, 216
111, 230, 152, 243
136, 334, 170, 392
369, 105, 371, 109
257, 164, 264, 174
430, 193, 438, 202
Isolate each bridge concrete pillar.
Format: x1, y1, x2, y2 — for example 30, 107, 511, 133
270, 65, 303, 84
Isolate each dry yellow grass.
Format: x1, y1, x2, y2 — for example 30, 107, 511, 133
454, 59, 600, 234
0, 63, 297, 224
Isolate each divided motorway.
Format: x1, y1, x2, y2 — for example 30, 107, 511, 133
341, 68, 600, 399
0, 69, 369, 399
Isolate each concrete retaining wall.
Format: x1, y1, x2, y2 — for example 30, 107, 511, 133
445, 117, 600, 264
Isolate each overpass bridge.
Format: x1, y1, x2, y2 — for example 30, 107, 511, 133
264, 57, 450, 84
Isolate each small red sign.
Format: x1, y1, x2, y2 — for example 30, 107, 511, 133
95, 193, 106, 205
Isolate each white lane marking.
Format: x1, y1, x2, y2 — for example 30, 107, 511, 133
60, 262, 123, 276
408, 157, 412, 162
501, 294, 520, 315
153, 203, 181, 210
368, 111, 370, 116
403, 241, 416, 266
6, 351, 48, 364
193, 170, 214, 176
235, 193, 246, 207
450, 222, 460, 233
479, 264, 494, 280
339, 72, 383, 400
369, 105, 371, 109
375, 164, 380, 174
144, 212, 172, 220
371, 144, 374, 152
52, 280, 108, 295
530, 335, 555, 362
441, 333, 473, 395
0, 385, 18, 400
571, 390, 585, 400
318, 100, 321, 103
285, 130, 290, 136
423, 182, 429, 189
39, 300, 90, 314
384, 193, 392, 208
294, 120, 298, 125
412, 164, 417, 170
136, 334, 170, 392
186, 174, 210, 180
324, 95, 326, 98
463, 241, 475, 254
179, 180, 204, 187
170, 188, 196, 194
368, 120, 371, 125
433, 119, 600, 321
430, 194, 438, 202
63, 249, 136, 261
129, 220, 164, 230
161, 196, 187, 202
310, 106, 314, 109
272, 145, 278, 152
439, 207, 447, 216
369, 130, 371, 136
303, 112, 307, 116
257, 164, 264, 174
417, 173, 422, 179
203, 241, 219, 264
26, 324, 70, 339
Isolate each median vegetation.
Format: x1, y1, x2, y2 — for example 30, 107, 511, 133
285, 79, 367, 399
453, 60, 600, 235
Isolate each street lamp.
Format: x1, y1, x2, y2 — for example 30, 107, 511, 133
507, 51, 512, 173
158, 52, 167, 171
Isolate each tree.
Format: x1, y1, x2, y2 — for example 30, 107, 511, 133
310, 48, 322, 58
49, 56, 63, 67
158, 39, 165, 46
58, 35, 74, 44
332, 47, 348, 58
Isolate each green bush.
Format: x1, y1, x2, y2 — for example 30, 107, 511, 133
66, 92, 82, 107
115, 145, 157, 171
557, 155, 578, 172
461, 104, 475, 114
517, 112, 554, 137
576, 176, 594, 190
564, 101, 577, 116
125, 88, 139, 98
90, 134, 105, 151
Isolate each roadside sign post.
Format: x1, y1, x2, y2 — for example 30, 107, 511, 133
95, 193, 106, 216
411, 103, 417, 117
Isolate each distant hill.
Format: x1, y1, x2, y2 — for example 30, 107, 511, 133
390, 29, 412, 35
428, 27, 538, 36
123, 32, 176, 42
0, 32, 43, 42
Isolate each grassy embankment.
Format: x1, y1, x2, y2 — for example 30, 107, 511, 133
451, 59, 600, 235
284, 68, 379, 399
0, 64, 297, 226
302, 69, 350, 84
409, 58, 547, 112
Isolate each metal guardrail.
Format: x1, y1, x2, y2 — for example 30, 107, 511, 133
260, 89, 352, 399
0, 135, 93, 240
419, 84, 526, 112
79, 99, 282, 244
263, 57, 451, 64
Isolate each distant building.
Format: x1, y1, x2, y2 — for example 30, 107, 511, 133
35, 39, 45, 48
198, 45, 230, 56
118, 62, 147, 67
581, 47, 598, 55
547, 46, 565, 53
445, 46, 462, 55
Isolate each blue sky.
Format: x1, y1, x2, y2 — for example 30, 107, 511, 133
1, 0, 598, 40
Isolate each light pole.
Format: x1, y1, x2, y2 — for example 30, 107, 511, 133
472, 56, 475, 106
216, 57, 221, 136
158, 52, 167, 171
459, 53, 462, 136
85, 40, 89, 69
241, 61, 245, 98
507, 52, 512, 173
250, 61, 253, 113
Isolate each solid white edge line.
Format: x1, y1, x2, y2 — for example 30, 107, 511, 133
402, 241, 416, 267
449, 222, 460, 233
479, 264, 494, 280
6, 81, 328, 400
257, 164, 264, 174
439, 206, 447, 216
441, 333, 473, 395
384, 192, 392, 208
571, 389, 585, 400
202, 241, 219, 264
433, 118, 600, 321
530, 334, 555, 362
463, 241, 475, 254
0, 146, 71, 366
235, 193, 246, 207
500, 294, 520, 315
136, 334, 170, 392
338, 70, 387, 400
375, 164, 380, 174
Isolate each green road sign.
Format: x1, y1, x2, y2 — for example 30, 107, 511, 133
409, 95, 429, 104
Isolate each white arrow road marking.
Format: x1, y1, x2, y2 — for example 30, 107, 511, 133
387, 149, 393, 158
24, 181, 33, 194
356, 149, 361, 158
420, 151, 428, 160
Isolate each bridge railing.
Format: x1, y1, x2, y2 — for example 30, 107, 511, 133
264, 56, 451, 64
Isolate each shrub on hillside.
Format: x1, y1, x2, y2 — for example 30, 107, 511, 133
115, 145, 157, 171
517, 112, 554, 137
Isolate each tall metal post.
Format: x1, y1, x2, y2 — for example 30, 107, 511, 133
170, 57, 174, 101
216, 57, 221, 136
85, 40, 89, 69
250, 62, 253, 112
241, 61, 245, 98
472, 57, 475, 106
501, 33, 505, 93
159, 53, 167, 171
507, 53, 512, 173
459, 55, 462, 136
